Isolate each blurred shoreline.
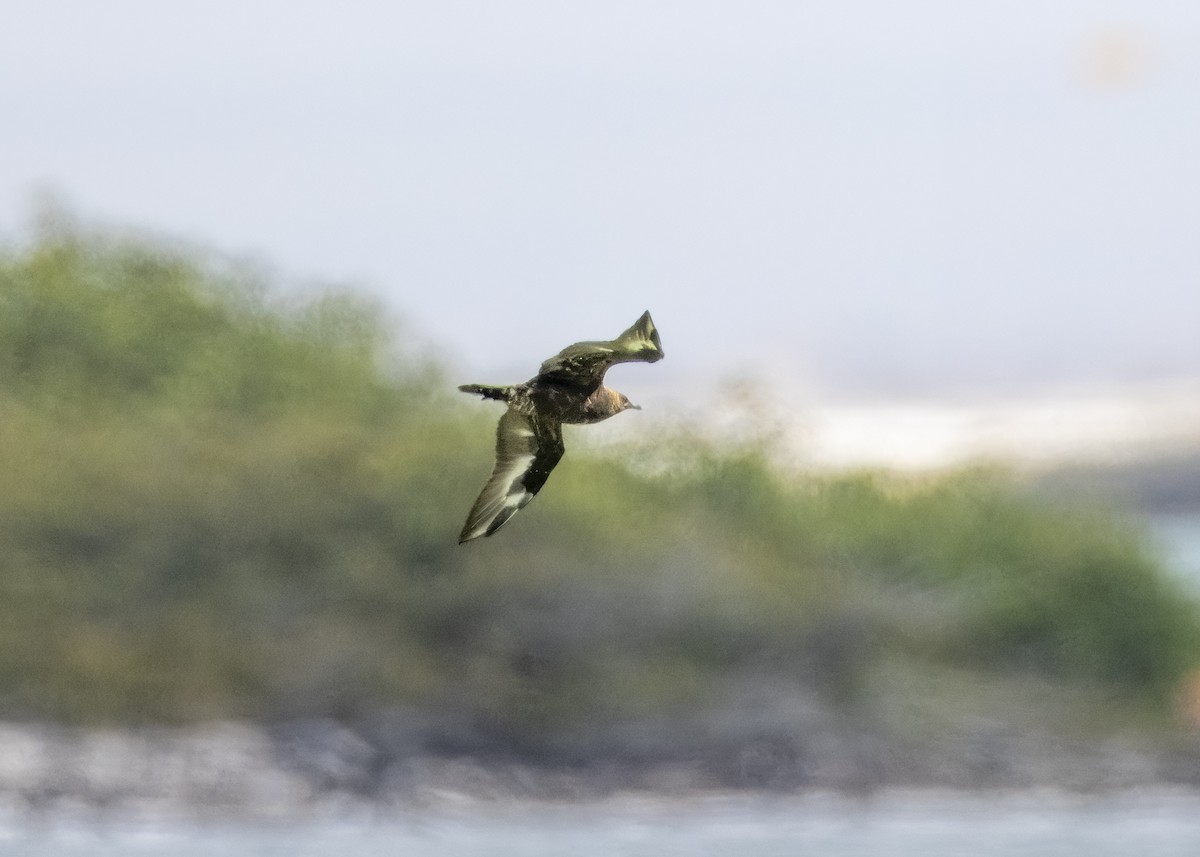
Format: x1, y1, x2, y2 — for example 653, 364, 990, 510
3, 717, 1200, 824
3, 232, 1198, 833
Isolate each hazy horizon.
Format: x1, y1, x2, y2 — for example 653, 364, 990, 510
4, 1, 1199, 399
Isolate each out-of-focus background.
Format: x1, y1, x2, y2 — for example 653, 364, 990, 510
2, 0, 1200, 848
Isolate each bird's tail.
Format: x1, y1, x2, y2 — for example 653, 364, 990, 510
458, 383, 512, 402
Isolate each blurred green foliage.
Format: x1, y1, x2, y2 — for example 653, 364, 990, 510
0, 222, 1196, 754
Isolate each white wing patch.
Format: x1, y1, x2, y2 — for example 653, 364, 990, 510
458, 412, 564, 542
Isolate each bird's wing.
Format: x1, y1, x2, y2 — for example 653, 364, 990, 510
535, 310, 664, 389
458, 409, 565, 542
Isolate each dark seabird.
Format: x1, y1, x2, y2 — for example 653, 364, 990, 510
457, 310, 664, 543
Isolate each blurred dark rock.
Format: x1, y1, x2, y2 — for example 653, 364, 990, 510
2, 716, 1199, 822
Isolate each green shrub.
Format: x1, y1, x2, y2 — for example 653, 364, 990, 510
0, 219, 1195, 742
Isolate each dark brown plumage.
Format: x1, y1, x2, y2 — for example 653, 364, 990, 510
457, 311, 664, 542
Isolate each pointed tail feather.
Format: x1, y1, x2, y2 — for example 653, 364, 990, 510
458, 383, 512, 402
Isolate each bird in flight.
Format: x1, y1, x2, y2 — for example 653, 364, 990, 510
457, 311, 664, 542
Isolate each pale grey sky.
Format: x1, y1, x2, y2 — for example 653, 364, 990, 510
3, 1, 1199, 399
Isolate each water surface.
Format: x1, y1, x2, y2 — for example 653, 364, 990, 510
6, 791, 1200, 857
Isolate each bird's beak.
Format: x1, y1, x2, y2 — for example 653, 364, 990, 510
629, 402, 642, 410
